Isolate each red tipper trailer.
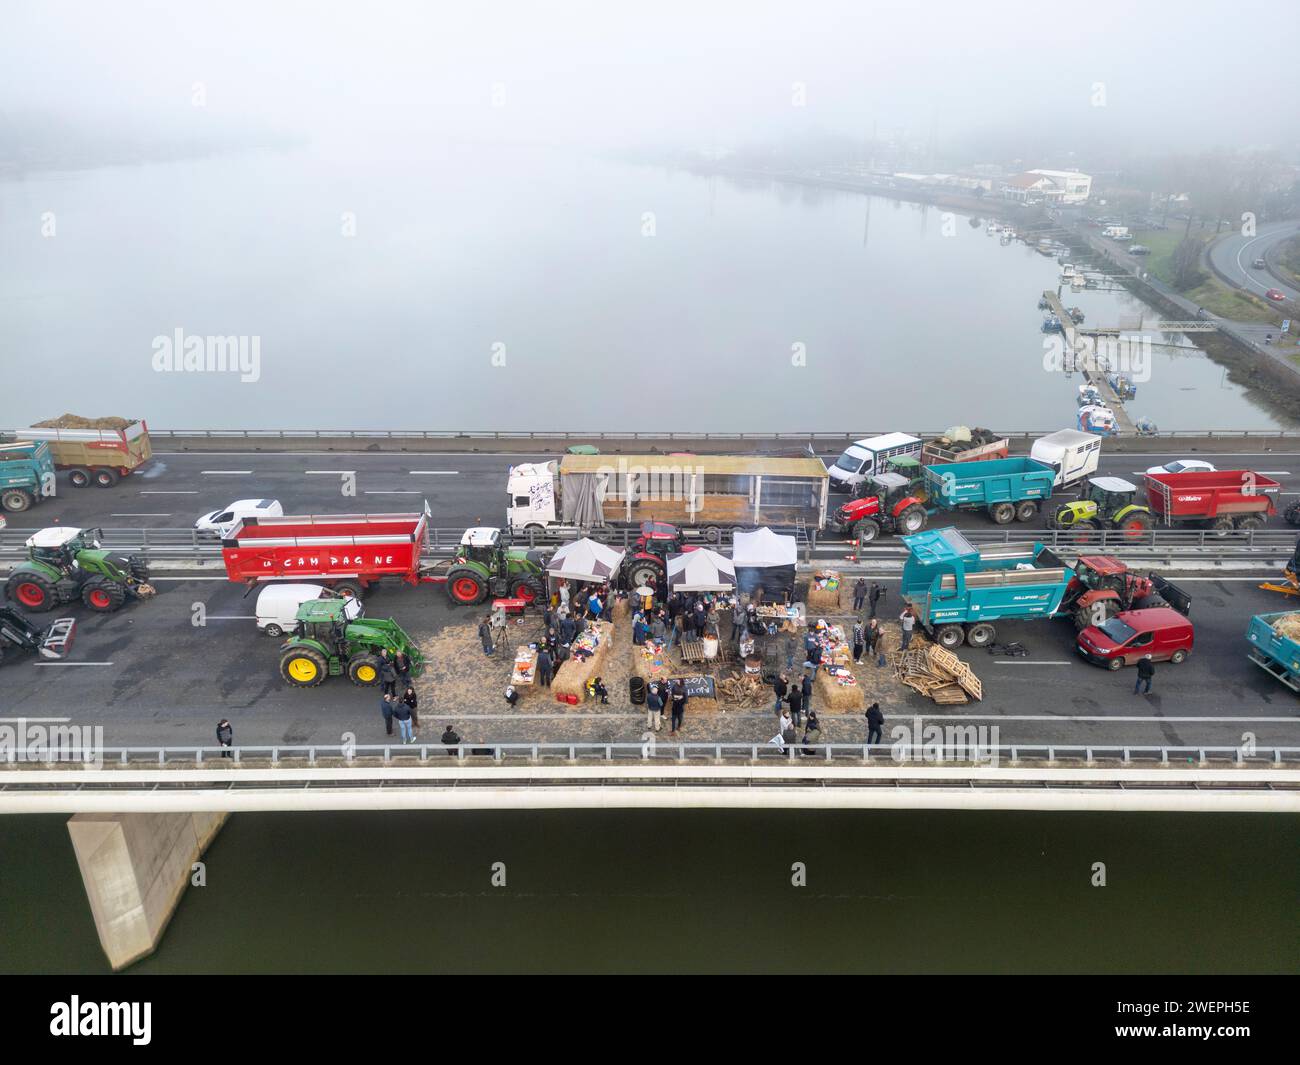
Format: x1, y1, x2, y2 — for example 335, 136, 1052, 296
1144, 470, 1281, 529
221, 512, 431, 593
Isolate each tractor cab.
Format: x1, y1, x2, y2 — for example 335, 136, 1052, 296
634, 521, 686, 557
867, 471, 917, 510
292, 597, 351, 648
1081, 477, 1139, 514
1072, 554, 1131, 592
25, 527, 95, 571
459, 526, 507, 571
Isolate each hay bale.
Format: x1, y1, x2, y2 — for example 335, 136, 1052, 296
632, 638, 674, 682
32, 413, 135, 429
815, 667, 864, 711
552, 621, 613, 699
805, 586, 843, 613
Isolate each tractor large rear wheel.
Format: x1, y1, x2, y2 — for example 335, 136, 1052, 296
446, 568, 488, 606
852, 519, 880, 545
281, 647, 328, 687
81, 578, 126, 613
897, 506, 927, 534
624, 560, 663, 592
1, 488, 34, 512
347, 653, 383, 686
1115, 511, 1153, 535
6, 572, 56, 611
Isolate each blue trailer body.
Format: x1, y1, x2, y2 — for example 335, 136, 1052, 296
922, 456, 1056, 521
0, 441, 54, 512
899, 528, 1072, 648
1246, 613, 1300, 695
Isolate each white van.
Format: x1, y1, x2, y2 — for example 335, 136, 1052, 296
255, 583, 362, 637
828, 433, 923, 493
195, 498, 283, 539
1029, 430, 1101, 488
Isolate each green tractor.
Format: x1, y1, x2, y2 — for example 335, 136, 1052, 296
278, 598, 425, 688
4, 527, 153, 613
444, 526, 545, 606
1048, 477, 1154, 536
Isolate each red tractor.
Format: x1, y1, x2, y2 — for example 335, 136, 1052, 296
1061, 555, 1190, 630
621, 521, 697, 590
833, 472, 929, 544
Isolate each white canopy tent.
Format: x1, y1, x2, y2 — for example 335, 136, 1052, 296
732, 527, 797, 599
545, 537, 626, 582
666, 549, 736, 592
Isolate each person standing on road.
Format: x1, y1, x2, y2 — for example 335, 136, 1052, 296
852, 577, 867, 613
216, 719, 233, 758
867, 617, 884, 664
869, 582, 883, 619
478, 616, 495, 656
899, 606, 916, 651
379, 650, 398, 696
537, 647, 554, 688
393, 649, 413, 691
1134, 655, 1155, 695
786, 682, 803, 727
852, 620, 865, 663
669, 680, 687, 734
379, 692, 395, 736
866, 702, 884, 746
799, 670, 813, 721
772, 672, 788, 713
402, 684, 420, 733
646, 682, 664, 731
441, 723, 461, 756
392, 696, 414, 743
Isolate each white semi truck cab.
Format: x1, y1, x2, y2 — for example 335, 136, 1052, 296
506, 461, 562, 531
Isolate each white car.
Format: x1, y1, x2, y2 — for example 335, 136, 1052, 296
255, 583, 362, 637
1145, 460, 1216, 476
195, 498, 283, 538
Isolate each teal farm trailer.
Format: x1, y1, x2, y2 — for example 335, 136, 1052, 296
922, 456, 1057, 525
900, 528, 1073, 649
1246, 613, 1300, 696
0, 441, 55, 512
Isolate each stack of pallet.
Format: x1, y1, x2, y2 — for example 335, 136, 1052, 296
890, 644, 982, 704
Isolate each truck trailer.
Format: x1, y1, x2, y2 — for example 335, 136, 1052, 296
900, 528, 1072, 649
1029, 430, 1102, 487
1246, 613, 1300, 696
1144, 470, 1281, 531
922, 456, 1057, 525
507, 454, 829, 539
5, 420, 152, 487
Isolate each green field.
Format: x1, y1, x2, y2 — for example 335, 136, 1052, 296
1129, 227, 1282, 324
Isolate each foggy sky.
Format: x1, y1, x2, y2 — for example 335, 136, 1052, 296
1, 0, 1296, 161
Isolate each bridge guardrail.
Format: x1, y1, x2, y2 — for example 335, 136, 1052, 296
4, 742, 1298, 770
130, 428, 1300, 441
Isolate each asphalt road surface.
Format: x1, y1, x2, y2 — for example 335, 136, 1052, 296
6, 446, 1300, 538
1207, 219, 1300, 304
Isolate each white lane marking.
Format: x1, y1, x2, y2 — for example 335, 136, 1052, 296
111, 513, 172, 517
200, 470, 252, 475
363, 490, 420, 495
35, 661, 114, 666
142, 490, 198, 495
409, 470, 460, 475
204, 615, 255, 620
1234, 233, 1272, 294
993, 660, 1074, 665
304, 470, 354, 474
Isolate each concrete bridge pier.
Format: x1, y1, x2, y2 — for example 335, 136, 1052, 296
67, 811, 228, 971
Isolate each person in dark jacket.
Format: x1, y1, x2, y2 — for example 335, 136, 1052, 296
441, 724, 461, 755
1134, 656, 1155, 695
393, 649, 413, 690
798, 671, 813, 723
802, 710, 822, 754
379, 650, 397, 695
402, 684, 420, 731
392, 696, 414, 743
866, 702, 884, 746
478, 617, 495, 656
669, 680, 687, 733
787, 684, 803, 723
504, 685, 519, 707
772, 673, 789, 712
537, 648, 554, 687
868, 582, 883, 618
560, 614, 577, 644
379, 693, 395, 735
852, 620, 866, 662
852, 578, 867, 612
216, 718, 233, 758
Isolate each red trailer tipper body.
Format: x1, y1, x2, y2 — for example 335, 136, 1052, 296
221, 512, 429, 587
1144, 470, 1281, 528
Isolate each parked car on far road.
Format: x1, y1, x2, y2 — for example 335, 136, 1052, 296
1145, 459, 1216, 476
1265, 289, 1286, 302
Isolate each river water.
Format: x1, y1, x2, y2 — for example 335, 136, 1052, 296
1, 810, 1294, 973
0, 143, 1289, 432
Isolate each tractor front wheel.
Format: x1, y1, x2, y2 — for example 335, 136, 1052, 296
510, 576, 543, 604
446, 568, 487, 606
6, 572, 56, 611
281, 648, 328, 687
347, 654, 382, 686
898, 506, 927, 534
853, 519, 880, 545
81, 578, 126, 613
